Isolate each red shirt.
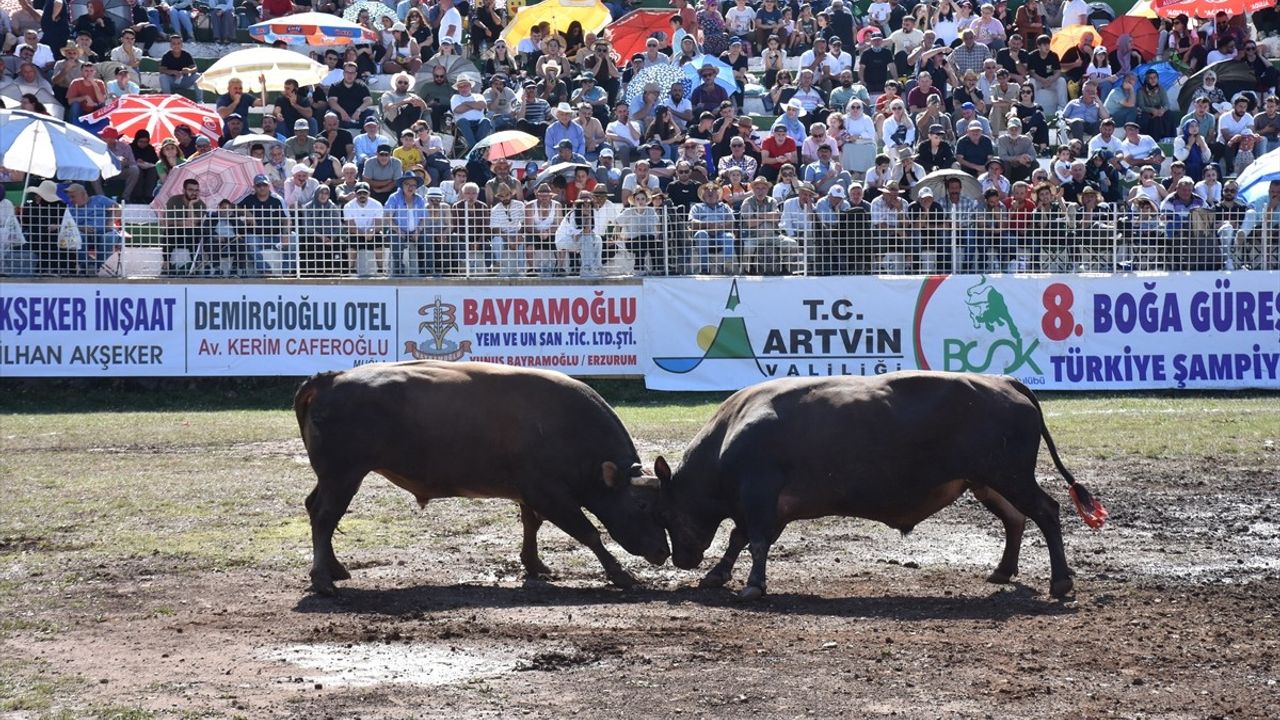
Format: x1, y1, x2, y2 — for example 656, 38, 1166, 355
761, 136, 797, 166
564, 177, 597, 204
1003, 196, 1036, 230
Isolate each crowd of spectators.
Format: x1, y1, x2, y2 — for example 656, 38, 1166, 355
2, 0, 1280, 277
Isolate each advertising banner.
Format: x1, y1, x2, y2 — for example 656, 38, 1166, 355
643, 277, 919, 391
914, 272, 1279, 390
396, 285, 641, 375
1, 283, 642, 377
645, 273, 1280, 391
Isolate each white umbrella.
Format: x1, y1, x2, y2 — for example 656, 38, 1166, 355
0, 109, 120, 182
223, 133, 285, 154
198, 48, 329, 94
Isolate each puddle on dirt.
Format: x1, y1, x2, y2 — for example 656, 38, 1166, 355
267, 643, 514, 688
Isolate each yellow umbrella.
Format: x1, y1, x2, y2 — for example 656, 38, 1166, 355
1126, 0, 1158, 18
1050, 24, 1099, 60
197, 47, 329, 94
499, 0, 612, 51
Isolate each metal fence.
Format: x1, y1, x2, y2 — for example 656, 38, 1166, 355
2, 200, 1276, 279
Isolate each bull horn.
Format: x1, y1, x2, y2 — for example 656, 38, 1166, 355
631, 475, 660, 489
629, 463, 644, 477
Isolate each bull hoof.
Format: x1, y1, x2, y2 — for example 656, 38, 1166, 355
608, 570, 640, 589
522, 560, 554, 579
309, 573, 338, 596
329, 561, 351, 582
987, 569, 1014, 585
522, 569, 557, 582
698, 571, 731, 589
737, 585, 765, 601
1050, 577, 1075, 598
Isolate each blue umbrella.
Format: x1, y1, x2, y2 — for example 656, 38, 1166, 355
681, 55, 737, 96
623, 63, 691, 105
1236, 146, 1280, 205
0, 109, 120, 181
1133, 61, 1179, 89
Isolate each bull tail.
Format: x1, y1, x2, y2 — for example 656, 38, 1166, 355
1008, 379, 1109, 529
294, 371, 341, 452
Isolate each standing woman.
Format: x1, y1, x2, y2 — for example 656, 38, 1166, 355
525, 183, 562, 275
698, 0, 729, 57
40, 0, 70, 63
470, 0, 504, 58
1085, 47, 1118, 100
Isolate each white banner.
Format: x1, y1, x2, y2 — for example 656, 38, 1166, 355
914, 272, 1280, 390
1, 283, 642, 377
396, 285, 641, 375
644, 277, 920, 391
644, 273, 1280, 391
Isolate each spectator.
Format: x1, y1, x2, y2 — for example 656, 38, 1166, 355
870, 181, 908, 271
64, 62, 105, 127
157, 35, 202, 102
606, 102, 642, 166
951, 29, 992, 79
237, 174, 291, 276
525, 184, 563, 275
353, 118, 387, 165
382, 72, 427, 136
1136, 69, 1176, 141
1027, 34, 1067, 115
362, 144, 403, 202
545, 102, 585, 160
955, 123, 996, 177
343, 183, 387, 275
488, 184, 525, 276
328, 62, 372, 129
306, 137, 344, 186
854, 32, 896, 93
689, 181, 736, 273
162, 177, 205, 273
880, 100, 915, 154
979, 158, 1013, 199
283, 164, 320, 209
739, 177, 785, 274
1174, 117, 1213, 182
218, 113, 247, 146
1118, 121, 1163, 174
1062, 80, 1109, 141
760, 124, 798, 182
97, 128, 139, 202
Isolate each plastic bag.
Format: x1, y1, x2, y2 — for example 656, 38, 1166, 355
0, 200, 24, 250
58, 210, 82, 251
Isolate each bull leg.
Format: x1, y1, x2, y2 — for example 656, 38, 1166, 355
971, 485, 1027, 584
535, 504, 639, 589
305, 474, 363, 595
518, 503, 555, 579
738, 478, 785, 601
1001, 481, 1074, 598
699, 526, 748, 588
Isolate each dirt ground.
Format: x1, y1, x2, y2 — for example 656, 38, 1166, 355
3, 442, 1279, 719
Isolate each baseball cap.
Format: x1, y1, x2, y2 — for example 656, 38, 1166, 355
426, 187, 443, 197
226, 112, 243, 121
293, 119, 310, 130
829, 185, 846, 198
355, 182, 370, 193
928, 124, 944, 134
364, 117, 379, 127
252, 174, 269, 185
101, 127, 119, 140
599, 148, 614, 158
917, 186, 934, 198
195, 135, 211, 145
556, 139, 574, 149
377, 143, 393, 154
960, 102, 976, 111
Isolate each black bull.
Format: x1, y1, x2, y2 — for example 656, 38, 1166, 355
294, 360, 670, 595
655, 372, 1109, 600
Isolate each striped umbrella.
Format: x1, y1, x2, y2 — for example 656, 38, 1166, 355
469, 130, 541, 161
82, 94, 222, 146
250, 11, 379, 46
0, 109, 120, 181
1152, 0, 1272, 17
150, 148, 265, 210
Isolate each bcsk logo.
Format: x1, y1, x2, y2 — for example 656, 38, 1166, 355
915, 275, 1042, 375
403, 296, 472, 361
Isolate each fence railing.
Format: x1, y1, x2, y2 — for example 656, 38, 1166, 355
2, 201, 1276, 278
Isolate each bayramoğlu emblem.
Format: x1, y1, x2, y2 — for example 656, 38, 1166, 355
403, 296, 472, 361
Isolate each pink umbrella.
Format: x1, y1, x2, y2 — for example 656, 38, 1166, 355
150, 148, 266, 210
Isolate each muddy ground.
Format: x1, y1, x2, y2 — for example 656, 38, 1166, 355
3, 444, 1279, 719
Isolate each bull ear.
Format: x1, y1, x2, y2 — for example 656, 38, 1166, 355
601, 461, 619, 489
654, 456, 672, 482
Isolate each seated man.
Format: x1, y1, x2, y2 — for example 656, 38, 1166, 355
688, 181, 736, 274
64, 183, 122, 275
450, 76, 492, 151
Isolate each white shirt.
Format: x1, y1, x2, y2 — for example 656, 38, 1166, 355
343, 197, 384, 229
1217, 111, 1253, 145
1060, 0, 1089, 28
724, 5, 756, 34
1119, 133, 1158, 163
23, 42, 54, 68
489, 199, 525, 235
824, 51, 853, 76
1088, 132, 1124, 156
451, 92, 486, 121
867, 2, 891, 24
607, 119, 641, 148
661, 96, 693, 128
438, 7, 463, 47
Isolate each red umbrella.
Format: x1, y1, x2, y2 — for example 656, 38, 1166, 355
1152, 0, 1272, 17
150, 149, 265, 210
1100, 15, 1160, 61
605, 10, 675, 67
85, 94, 222, 146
